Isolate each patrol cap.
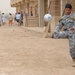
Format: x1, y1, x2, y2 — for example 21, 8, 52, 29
65, 3, 72, 9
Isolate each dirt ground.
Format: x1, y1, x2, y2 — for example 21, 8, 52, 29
0, 25, 75, 75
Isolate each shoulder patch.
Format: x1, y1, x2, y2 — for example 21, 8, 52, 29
73, 17, 75, 20
69, 18, 74, 20
69, 16, 75, 20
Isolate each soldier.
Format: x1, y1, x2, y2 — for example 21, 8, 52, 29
52, 4, 75, 67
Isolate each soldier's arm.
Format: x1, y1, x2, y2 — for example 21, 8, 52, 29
70, 16, 75, 31
54, 19, 64, 33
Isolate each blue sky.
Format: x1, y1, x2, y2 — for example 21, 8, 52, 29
0, 0, 16, 13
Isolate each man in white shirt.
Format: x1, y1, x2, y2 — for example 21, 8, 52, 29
16, 12, 21, 25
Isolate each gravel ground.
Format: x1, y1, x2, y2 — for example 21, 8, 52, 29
0, 25, 75, 75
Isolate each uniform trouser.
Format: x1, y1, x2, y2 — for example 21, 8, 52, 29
53, 31, 75, 59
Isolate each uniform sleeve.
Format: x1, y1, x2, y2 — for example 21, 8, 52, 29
73, 16, 75, 30
54, 19, 64, 32
73, 21, 75, 30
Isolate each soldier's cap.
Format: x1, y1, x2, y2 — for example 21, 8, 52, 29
65, 3, 72, 9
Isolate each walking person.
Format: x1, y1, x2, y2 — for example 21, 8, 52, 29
8, 13, 13, 25
52, 4, 75, 67
1, 13, 6, 25
15, 12, 21, 26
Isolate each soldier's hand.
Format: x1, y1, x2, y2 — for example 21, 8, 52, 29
70, 27, 74, 31
54, 30, 58, 34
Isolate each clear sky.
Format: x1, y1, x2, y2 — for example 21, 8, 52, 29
0, 0, 16, 13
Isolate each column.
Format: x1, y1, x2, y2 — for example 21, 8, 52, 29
16, 6, 18, 12
22, 0, 26, 26
38, 0, 45, 27
33, 6, 36, 16
48, 0, 56, 33
60, 0, 68, 16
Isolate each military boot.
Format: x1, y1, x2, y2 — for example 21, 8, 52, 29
72, 58, 75, 67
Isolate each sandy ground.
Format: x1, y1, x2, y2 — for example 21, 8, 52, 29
0, 25, 75, 75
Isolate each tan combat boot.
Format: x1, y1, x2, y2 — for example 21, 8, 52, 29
72, 58, 75, 67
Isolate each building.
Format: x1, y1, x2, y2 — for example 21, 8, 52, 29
10, 0, 39, 27
10, 0, 75, 31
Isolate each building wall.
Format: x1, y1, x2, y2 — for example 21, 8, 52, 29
10, 0, 23, 7
68, 0, 75, 12
10, 0, 75, 28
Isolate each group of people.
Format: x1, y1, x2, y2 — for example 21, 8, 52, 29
0, 13, 13, 26
0, 11, 23, 26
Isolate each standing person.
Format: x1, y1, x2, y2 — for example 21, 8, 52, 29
8, 13, 13, 25
52, 4, 75, 67
20, 11, 23, 25
1, 13, 6, 25
15, 12, 21, 26
30, 11, 33, 16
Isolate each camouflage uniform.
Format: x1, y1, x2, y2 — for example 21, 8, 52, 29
53, 13, 75, 59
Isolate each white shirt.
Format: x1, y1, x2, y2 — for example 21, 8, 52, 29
16, 14, 21, 20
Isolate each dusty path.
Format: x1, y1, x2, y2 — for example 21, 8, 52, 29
0, 25, 75, 75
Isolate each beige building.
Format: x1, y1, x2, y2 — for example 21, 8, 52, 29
11, 0, 39, 27
10, 0, 75, 31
